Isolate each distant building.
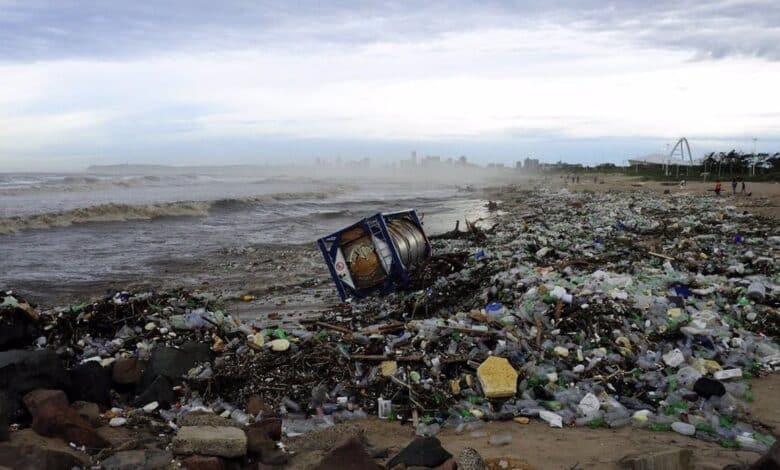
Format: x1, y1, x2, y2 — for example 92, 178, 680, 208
523, 158, 540, 172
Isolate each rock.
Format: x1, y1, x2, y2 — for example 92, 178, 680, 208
693, 377, 726, 399
71, 401, 101, 426
387, 437, 453, 469
180, 455, 226, 470
178, 411, 235, 428
112, 357, 143, 386
100, 449, 172, 470
457, 448, 486, 470
0, 442, 84, 470
436, 458, 459, 470
260, 449, 288, 466
0, 350, 69, 420
246, 395, 274, 417
251, 417, 282, 441
139, 343, 210, 390
246, 426, 276, 455
23, 389, 109, 449
0, 392, 9, 442
513, 416, 530, 424
313, 436, 383, 470
749, 440, 780, 469
96, 426, 138, 449
0, 428, 92, 467
172, 426, 247, 458
0, 308, 40, 351
476, 356, 518, 398
619, 448, 693, 470
287, 423, 365, 453
68, 361, 112, 406
134, 375, 176, 409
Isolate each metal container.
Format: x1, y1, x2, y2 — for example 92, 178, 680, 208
317, 210, 431, 300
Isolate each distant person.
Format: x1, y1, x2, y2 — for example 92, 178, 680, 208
576, 175, 580, 183
731, 177, 737, 195
740, 177, 746, 194
714, 180, 722, 196
679, 179, 686, 188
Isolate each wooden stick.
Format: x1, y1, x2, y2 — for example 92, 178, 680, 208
315, 321, 352, 335
648, 251, 675, 261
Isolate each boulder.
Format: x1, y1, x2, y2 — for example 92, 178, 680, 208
139, 343, 210, 390
71, 401, 101, 426
112, 357, 144, 386
23, 389, 108, 449
313, 436, 383, 470
180, 455, 226, 470
0, 428, 91, 468
69, 361, 112, 406
172, 426, 247, 458
134, 375, 176, 409
387, 437, 453, 469
0, 443, 84, 470
0, 308, 40, 351
246, 427, 276, 455
287, 423, 366, 453
0, 350, 69, 420
96, 426, 138, 449
246, 395, 274, 417
100, 449, 172, 470
251, 417, 282, 441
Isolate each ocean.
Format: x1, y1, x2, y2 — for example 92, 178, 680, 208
0, 171, 492, 305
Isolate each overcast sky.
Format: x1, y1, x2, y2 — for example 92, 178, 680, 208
1, 1, 779, 170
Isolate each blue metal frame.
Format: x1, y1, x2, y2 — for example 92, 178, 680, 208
317, 209, 430, 301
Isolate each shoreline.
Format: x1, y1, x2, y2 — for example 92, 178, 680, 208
1, 177, 778, 469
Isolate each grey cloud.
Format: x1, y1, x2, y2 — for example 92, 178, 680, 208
0, 1, 778, 62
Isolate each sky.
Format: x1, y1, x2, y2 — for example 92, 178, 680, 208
1, 1, 779, 170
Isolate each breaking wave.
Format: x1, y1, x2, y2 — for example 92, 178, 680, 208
0, 190, 343, 235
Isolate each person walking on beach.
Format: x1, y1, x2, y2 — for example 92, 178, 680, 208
714, 180, 722, 196
740, 177, 746, 194
731, 177, 738, 195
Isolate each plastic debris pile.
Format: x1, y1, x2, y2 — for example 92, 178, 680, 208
1, 187, 779, 467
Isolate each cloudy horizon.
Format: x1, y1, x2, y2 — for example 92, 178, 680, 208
1, 1, 779, 171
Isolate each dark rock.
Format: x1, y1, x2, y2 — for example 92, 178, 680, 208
313, 436, 383, 470
260, 449, 288, 466
139, 343, 211, 390
135, 375, 176, 408
69, 362, 112, 406
435, 458, 458, 470
246, 427, 276, 455
23, 389, 109, 449
693, 377, 726, 399
246, 395, 274, 417
181, 455, 226, 470
0, 308, 39, 351
112, 357, 143, 386
387, 437, 452, 469
96, 426, 138, 449
750, 440, 780, 470
100, 449, 173, 470
0, 350, 69, 420
251, 417, 282, 441
71, 401, 101, 426
0, 391, 10, 442
0, 443, 83, 470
